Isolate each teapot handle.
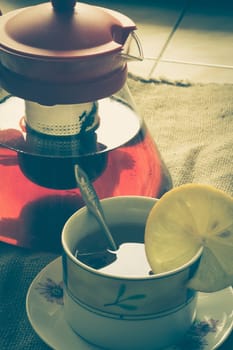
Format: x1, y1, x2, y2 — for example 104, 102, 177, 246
121, 31, 144, 62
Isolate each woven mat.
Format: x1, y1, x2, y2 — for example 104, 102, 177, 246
0, 78, 233, 350
128, 76, 233, 195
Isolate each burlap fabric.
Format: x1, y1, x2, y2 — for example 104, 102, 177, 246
0, 78, 233, 349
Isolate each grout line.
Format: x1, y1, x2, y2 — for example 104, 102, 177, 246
144, 58, 233, 70
161, 59, 233, 69
147, 0, 191, 79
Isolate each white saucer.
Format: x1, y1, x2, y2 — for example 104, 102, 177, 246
26, 257, 233, 350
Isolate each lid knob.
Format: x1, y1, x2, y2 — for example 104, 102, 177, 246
51, 0, 76, 12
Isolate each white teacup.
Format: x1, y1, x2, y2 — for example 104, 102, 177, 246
62, 196, 200, 350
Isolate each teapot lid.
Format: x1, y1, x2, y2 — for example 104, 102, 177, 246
0, 1, 136, 104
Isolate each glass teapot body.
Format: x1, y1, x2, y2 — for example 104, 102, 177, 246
0, 84, 172, 252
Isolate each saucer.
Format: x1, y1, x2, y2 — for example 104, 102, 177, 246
26, 257, 233, 350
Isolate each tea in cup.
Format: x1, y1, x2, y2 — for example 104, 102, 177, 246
62, 196, 200, 350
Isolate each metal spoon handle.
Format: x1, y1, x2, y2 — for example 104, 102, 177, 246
74, 164, 118, 251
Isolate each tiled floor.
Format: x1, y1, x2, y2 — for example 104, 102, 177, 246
1, 0, 233, 83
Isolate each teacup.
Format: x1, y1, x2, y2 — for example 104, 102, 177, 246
62, 196, 200, 350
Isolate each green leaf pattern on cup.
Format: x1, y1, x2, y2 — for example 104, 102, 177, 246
104, 284, 146, 310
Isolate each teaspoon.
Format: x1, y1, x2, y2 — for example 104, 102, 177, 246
74, 164, 118, 252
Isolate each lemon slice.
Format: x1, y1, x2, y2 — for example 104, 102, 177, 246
144, 183, 233, 292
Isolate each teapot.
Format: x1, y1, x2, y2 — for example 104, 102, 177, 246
0, 0, 172, 252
